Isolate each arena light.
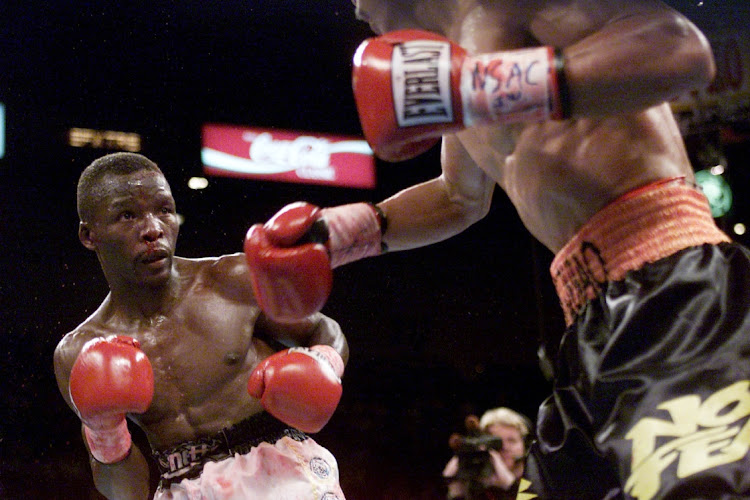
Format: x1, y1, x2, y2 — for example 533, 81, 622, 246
68, 127, 141, 152
201, 123, 376, 189
188, 177, 209, 190
734, 223, 746, 236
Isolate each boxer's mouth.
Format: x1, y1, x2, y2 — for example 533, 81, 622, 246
140, 248, 169, 265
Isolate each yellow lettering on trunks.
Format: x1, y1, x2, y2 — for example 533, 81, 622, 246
624, 381, 750, 500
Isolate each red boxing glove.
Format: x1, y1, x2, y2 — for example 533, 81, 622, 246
245, 202, 333, 322
245, 201, 385, 322
352, 29, 569, 162
69, 335, 154, 463
247, 345, 344, 434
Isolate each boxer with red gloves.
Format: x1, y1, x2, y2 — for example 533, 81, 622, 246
249, 0, 742, 498
55, 152, 349, 500
342, 0, 750, 498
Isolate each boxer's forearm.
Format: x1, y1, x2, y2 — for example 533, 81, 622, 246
379, 176, 492, 252
89, 441, 150, 500
306, 315, 349, 366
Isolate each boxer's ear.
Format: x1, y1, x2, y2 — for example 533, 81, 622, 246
79, 222, 97, 251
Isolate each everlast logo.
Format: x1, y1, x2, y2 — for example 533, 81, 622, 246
391, 40, 453, 127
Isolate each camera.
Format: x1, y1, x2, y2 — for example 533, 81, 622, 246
449, 433, 504, 482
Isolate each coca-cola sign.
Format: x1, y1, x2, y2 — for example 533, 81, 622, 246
201, 123, 376, 188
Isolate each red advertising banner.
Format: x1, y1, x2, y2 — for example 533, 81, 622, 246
201, 123, 376, 189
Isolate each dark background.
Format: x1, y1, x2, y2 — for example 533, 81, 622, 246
1, 1, 748, 498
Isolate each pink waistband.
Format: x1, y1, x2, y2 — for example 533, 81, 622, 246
550, 178, 730, 326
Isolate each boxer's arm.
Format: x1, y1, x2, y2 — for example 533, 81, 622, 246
255, 311, 349, 367
529, 0, 715, 116
53, 333, 151, 500
378, 135, 495, 252
86, 434, 151, 500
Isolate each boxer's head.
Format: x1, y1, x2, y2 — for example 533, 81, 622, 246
77, 152, 179, 288
77, 153, 165, 223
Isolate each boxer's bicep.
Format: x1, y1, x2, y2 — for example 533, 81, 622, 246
529, 0, 713, 116
256, 312, 346, 356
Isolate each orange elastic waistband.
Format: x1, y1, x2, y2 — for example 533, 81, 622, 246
550, 178, 730, 326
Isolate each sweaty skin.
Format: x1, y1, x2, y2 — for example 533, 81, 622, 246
54, 169, 348, 498
352, 0, 714, 253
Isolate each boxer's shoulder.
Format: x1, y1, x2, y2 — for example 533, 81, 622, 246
176, 253, 254, 303
54, 324, 111, 391
58, 320, 110, 354
175, 254, 247, 279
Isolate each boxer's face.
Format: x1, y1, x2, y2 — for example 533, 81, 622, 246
81, 170, 179, 288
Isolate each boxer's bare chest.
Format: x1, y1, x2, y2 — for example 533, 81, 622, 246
120, 276, 272, 439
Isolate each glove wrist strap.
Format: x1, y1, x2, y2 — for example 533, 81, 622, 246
321, 203, 385, 267
462, 45, 569, 126
309, 345, 345, 379
84, 418, 132, 464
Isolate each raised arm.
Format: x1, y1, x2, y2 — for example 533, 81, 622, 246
530, 0, 715, 116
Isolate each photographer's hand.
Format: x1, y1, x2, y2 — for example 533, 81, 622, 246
483, 449, 517, 490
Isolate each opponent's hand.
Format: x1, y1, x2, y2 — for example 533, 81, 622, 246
245, 201, 384, 322
247, 345, 344, 433
352, 29, 567, 162
69, 335, 154, 463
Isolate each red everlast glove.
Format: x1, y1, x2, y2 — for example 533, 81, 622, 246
352, 29, 569, 162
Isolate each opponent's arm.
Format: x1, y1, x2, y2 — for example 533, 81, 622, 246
243, 131, 494, 319
352, 1, 714, 162
244, 202, 384, 320
530, 0, 715, 117
54, 333, 152, 500
378, 134, 495, 252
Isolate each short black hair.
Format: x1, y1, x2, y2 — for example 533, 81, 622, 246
77, 152, 163, 222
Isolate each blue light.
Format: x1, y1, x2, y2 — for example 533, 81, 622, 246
0, 103, 4, 159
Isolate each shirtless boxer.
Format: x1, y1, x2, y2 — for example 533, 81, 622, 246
246, 1, 750, 498
54, 152, 348, 500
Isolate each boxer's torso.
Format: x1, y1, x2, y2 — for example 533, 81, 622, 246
72, 255, 272, 450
